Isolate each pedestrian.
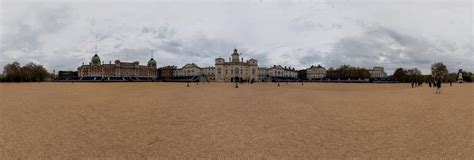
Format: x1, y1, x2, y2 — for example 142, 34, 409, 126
450, 81, 452, 86
411, 81, 414, 88
428, 81, 432, 87
435, 78, 442, 94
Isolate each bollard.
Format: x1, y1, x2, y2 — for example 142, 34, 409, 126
235, 83, 239, 88
187, 82, 190, 87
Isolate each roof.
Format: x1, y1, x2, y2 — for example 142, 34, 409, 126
148, 58, 157, 65
91, 54, 100, 63
182, 63, 200, 69
308, 65, 326, 70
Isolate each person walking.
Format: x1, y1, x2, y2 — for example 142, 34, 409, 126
435, 78, 442, 94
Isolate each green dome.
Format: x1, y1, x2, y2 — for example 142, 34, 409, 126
148, 58, 157, 65
91, 54, 100, 63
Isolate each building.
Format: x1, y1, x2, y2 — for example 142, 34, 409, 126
258, 67, 270, 82
173, 63, 201, 77
77, 54, 158, 79
173, 63, 215, 82
368, 67, 387, 78
201, 67, 216, 81
306, 65, 326, 79
268, 65, 297, 78
214, 48, 258, 82
157, 65, 176, 80
258, 65, 298, 82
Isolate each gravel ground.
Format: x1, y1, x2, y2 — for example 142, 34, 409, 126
1, 82, 472, 159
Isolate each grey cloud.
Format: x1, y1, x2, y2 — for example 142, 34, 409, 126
1, 4, 72, 52
325, 25, 472, 74
289, 16, 343, 32
298, 49, 324, 66
1, 1, 472, 74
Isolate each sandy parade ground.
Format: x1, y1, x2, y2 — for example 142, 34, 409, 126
0, 82, 472, 159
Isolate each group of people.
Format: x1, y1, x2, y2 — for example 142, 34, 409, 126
411, 79, 446, 94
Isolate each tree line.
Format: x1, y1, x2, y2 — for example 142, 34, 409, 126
393, 62, 473, 83
2, 62, 50, 82
1, 61, 472, 83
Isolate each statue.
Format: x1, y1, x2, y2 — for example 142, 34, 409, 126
457, 69, 463, 83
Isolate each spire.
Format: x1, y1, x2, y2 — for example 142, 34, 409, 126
95, 44, 98, 55
233, 48, 238, 54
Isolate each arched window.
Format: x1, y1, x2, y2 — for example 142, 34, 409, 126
252, 68, 256, 75
217, 68, 222, 75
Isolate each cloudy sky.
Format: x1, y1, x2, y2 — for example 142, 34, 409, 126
1, 0, 472, 74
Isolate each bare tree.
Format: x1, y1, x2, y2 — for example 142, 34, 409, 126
3, 62, 49, 82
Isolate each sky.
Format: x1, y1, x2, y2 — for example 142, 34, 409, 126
0, 0, 472, 74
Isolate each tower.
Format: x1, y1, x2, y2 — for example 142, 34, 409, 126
148, 50, 157, 68
91, 45, 101, 66
91, 54, 101, 66
231, 48, 240, 63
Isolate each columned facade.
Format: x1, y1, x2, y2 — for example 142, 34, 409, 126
214, 48, 258, 82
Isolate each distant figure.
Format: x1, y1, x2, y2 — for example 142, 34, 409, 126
449, 81, 452, 86
428, 81, 432, 87
457, 69, 463, 83
435, 79, 442, 94
411, 81, 414, 88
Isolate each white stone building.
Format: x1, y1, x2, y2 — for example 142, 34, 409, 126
258, 67, 270, 82
201, 67, 216, 81
173, 48, 300, 82
173, 63, 201, 77
173, 63, 216, 81
306, 65, 326, 79
257, 65, 298, 82
214, 48, 259, 82
267, 65, 297, 78
369, 67, 387, 78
